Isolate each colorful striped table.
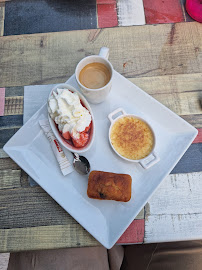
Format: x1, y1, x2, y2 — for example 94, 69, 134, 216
0, 0, 201, 252
1, 0, 195, 36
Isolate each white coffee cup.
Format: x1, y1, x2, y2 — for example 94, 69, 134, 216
75, 47, 113, 104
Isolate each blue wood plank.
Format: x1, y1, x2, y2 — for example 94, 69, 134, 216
0, 115, 23, 129
0, 128, 20, 148
4, 0, 97, 36
5, 87, 24, 97
171, 143, 202, 174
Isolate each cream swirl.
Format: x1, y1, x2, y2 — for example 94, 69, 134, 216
48, 88, 91, 135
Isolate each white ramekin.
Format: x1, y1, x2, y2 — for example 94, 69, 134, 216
108, 108, 160, 169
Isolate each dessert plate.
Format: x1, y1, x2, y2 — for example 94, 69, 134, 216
3, 71, 198, 249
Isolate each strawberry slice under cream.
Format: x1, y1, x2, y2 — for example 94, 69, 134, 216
48, 88, 92, 147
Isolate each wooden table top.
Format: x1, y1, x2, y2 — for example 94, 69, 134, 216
0, 20, 202, 252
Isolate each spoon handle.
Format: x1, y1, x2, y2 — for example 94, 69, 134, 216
72, 152, 80, 160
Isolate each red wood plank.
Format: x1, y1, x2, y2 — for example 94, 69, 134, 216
117, 219, 145, 244
97, 0, 116, 4
97, 4, 118, 28
143, 0, 184, 24
193, 129, 202, 144
0, 88, 5, 116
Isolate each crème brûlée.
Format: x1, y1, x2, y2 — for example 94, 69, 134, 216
110, 116, 154, 160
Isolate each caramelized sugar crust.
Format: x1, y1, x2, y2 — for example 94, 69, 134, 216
110, 116, 154, 160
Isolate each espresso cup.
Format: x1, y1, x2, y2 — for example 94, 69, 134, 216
75, 47, 113, 104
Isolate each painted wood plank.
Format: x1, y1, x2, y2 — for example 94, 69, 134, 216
4, 0, 97, 36
135, 208, 144, 220
130, 73, 202, 96
97, 0, 116, 3
117, 219, 145, 244
147, 172, 202, 215
0, 158, 20, 170
117, 0, 145, 26
0, 225, 99, 253
130, 73, 202, 116
0, 149, 8, 158
0, 2, 5, 36
20, 170, 30, 188
0, 115, 23, 129
0, 156, 29, 189
0, 186, 86, 229
0, 88, 5, 116
4, 96, 23, 116
97, 3, 118, 28
0, 22, 201, 87
143, 0, 184, 24
0, 253, 9, 270
193, 129, 202, 143
145, 213, 202, 243
5, 86, 24, 97
145, 172, 202, 243
171, 144, 202, 174
150, 91, 201, 116
134, 89, 201, 117
0, 169, 21, 189
181, 114, 202, 129
0, 128, 20, 148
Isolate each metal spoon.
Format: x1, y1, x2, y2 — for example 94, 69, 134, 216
72, 152, 90, 175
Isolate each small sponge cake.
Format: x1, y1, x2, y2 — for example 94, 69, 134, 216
87, 171, 132, 202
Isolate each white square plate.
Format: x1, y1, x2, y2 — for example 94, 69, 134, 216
4, 71, 198, 249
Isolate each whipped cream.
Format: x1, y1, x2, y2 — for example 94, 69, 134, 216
48, 88, 91, 136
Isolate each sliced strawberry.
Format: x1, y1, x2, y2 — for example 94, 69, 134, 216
62, 131, 71, 140
84, 121, 92, 133
72, 132, 89, 148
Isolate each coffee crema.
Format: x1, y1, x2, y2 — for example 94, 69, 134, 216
79, 62, 111, 89
110, 116, 154, 160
